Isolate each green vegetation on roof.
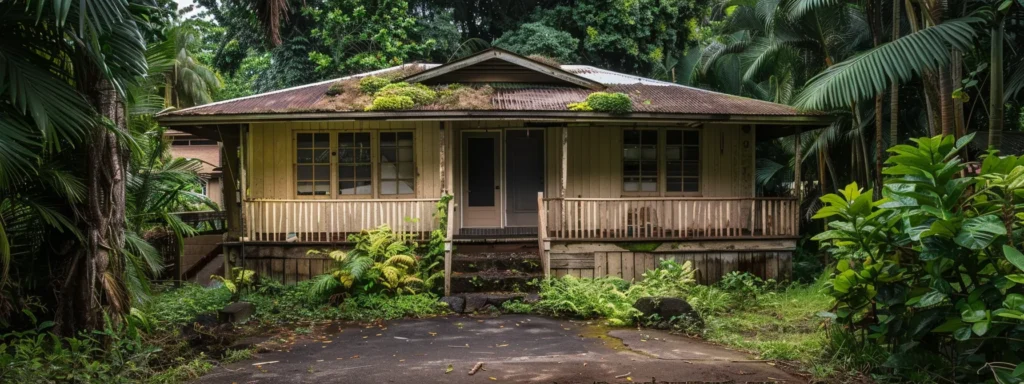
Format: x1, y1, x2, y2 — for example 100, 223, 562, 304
567, 92, 633, 114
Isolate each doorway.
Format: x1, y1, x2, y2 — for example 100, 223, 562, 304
505, 129, 544, 226
461, 132, 501, 227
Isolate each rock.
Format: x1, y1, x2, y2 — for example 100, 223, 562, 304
523, 293, 541, 303
440, 296, 466, 313
485, 295, 516, 307
633, 297, 702, 327
464, 295, 489, 313
219, 301, 256, 324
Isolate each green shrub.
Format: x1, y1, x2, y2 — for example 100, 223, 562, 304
568, 92, 632, 114
500, 299, 534, 314
534, 260, 698, 326
358, 76, 391, 94
375, 82, 437, 104
146, 283, 231, 329
308, 225, 437, 299
364, 95, 415, 111
813, 134, 1024, 382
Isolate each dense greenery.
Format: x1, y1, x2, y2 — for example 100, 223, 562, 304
814, 135, 1024, 382
567, 92, 634, 114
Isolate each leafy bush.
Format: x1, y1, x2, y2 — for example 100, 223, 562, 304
375, 82, 437, 104
358, 76, 391, 94
568, 92, 632, 114
364, 95, 415, 111
719, 271, 779, 300
308, 225, 430, 299
534, 260, 697, 325
239, 280, 446, 323
812, 134, 1024, 382
146, 284, 231, 329
209, 267, 256, 301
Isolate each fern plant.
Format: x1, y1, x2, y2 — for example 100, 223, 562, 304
308, 225, 429, 299
210, 268, 256, 301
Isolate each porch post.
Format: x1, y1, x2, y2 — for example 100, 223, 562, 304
560, 127, 567, 198
794, 127, 802, 234
439, 122, 447, 194
221, 127, 242, 239
794, 127, 802, 202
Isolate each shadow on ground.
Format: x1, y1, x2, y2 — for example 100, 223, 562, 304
196, 314, 803, 383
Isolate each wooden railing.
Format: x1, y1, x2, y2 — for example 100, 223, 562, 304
244, 198, 442, 242
539, 197, 799, 240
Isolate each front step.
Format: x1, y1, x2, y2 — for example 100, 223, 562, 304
448, 241, 543, 294
449, 271, 543, 293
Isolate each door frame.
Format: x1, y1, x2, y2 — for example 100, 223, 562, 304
502, 128, 546, 227
459, 130, 503, 228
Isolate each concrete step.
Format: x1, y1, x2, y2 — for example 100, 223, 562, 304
441, 292, 540, 313
451, 252, 542, 273
449, 271, 543, 294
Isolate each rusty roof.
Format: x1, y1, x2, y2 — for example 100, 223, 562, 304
158, 57, 818, 121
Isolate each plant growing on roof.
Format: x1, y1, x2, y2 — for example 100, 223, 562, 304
375, 82, 438, 104
365, 95, 416, 111
567, 92, 633, 114
358, 76, 392, 94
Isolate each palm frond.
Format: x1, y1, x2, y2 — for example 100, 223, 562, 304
794, 17, 984, 111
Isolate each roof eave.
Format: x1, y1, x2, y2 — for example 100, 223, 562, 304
156, 110, 834, 126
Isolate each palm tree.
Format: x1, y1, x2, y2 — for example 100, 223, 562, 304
1, 0, 217, 333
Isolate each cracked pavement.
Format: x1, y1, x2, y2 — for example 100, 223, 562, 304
194, 314, 803, 383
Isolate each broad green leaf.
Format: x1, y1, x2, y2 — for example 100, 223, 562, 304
954, 215, 1006, 250
1005, 245, 1024, 272
971, 320, 990, 336
930, 317, 964, 333
1007, 274, 1024, 284
953, 326, 972, 341
914, 290, 946, 307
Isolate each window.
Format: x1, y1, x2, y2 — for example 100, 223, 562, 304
379, 132, 415, 195
623, 130, 658, 192
337, 133, 372, 195
296, 133, 331, 196
666, 130, 700, 192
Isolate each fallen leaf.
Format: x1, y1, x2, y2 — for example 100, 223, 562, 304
488, 377, 497, 381
445, 364, 454, 374
428, 332, 437, 337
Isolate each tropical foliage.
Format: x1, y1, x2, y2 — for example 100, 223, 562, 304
814, 134, 1024, 382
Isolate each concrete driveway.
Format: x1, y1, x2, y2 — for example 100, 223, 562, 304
196, 314, 804, 383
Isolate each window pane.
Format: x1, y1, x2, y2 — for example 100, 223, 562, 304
356, 165, 371, 179
380, 133, 396, 147
380, 148, 396, 162
380, 180, 397, 195
667, 130, 682, 143
641, 179, 657, 192
624, 130, 641, 144
623, 146, 640, 160
381, 163, 397, 179
641, 130, 657, 143
314, 182, 330, 195
340, 165, 354, 179
297, 182, 313, 195
641, 147, 657, 160
314, 165, 330, 180
355, 180, 372, 195
684, 179, 699, 192
623, 162, 640, 177
667, 180, 682, 192
683, 131, 699, 144
399, 163, 414, 179
684, 150, 699, 162
297, 165, 313, 181
398, 180, 414, 194
398, 147, 413, 162
665, 147, 681, 161
314, 149, 330, 163
667, 162, 682, 177
297, 134, 313, 148
339, 181, 355, 195
397, 132, 413, 145
623, 179, 639, 192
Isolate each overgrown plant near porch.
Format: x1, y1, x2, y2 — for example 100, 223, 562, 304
308, 225, 442, 300
812, 134, 1024, 382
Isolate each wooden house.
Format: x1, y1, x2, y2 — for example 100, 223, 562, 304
157, 48, 827, 295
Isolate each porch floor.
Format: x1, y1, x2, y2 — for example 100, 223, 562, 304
456, 227, 538, 239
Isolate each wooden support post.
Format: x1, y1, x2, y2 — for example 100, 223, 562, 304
439, 122, 447, 195
794, 128, 802, 234
443, 197, 455, 296
560, 127, 568, 198
537, 192, 550, 278
221, 127, 242, 240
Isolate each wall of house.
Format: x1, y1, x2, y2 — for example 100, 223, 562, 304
246, 121, 445, 199
448, 121, 756, 230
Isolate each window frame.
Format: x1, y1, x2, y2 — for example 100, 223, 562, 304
621, 128, 661, 196
291, 130, 417, 199
293, 131, 335, 199
663, 128, 701, 196
377, 131, 417, 197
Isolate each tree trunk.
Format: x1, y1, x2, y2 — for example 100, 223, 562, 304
55, 78, 129, 335
939, 66, 954, 136
988, 16, 1005, 150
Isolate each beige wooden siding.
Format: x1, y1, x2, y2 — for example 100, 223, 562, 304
246, 121, 443, 199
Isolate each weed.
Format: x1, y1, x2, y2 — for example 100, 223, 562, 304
221, 348, 256, 364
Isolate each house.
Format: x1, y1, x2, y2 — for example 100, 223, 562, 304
156, 48, 827, 295
166, 129, 223, 207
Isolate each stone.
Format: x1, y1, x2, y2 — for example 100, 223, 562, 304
523, 293, 541, 303
464, 295, 489, 313
632, 297, 702, 327
440, 296, 466, 313
219, 301, 256, 324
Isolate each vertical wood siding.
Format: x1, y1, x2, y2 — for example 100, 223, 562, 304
551, 250, 792, 284
246, 121, 443, 200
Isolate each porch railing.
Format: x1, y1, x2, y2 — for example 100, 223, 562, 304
539, 196, 799, 240
244, 198, 442, 242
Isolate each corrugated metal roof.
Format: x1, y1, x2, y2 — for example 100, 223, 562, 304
159, 62, 808, 118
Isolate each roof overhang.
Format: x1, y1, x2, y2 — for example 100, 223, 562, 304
158, 111, 833, 128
